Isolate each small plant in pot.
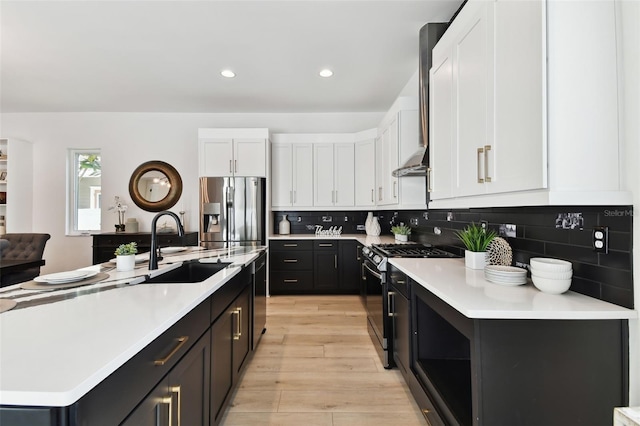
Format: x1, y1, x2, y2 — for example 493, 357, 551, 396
455, 223, 497, 269
391, 224, 411, 242
114, 242, 138, 272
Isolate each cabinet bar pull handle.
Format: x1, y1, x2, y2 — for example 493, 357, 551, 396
234, 159, 238, 173
477, 147, 485, 183
427, 167, 433, 192
157, 396, 173, 426
484, 145, 492, 182
397, 280, 405, 284
283, 279, 298, 283
233, 309, 241, 340
283, 259, 298, 263
238, 307, 242, 338
318, 243, 333, 247
393, 181, 397, 198
170, 386, 181, 426
154, 336, 189, 366
371, 189, 374, 203
283, 243, 298, 247
229, 160, 233, 174
334, 254, 337, 269
378, 187, 382, 201
293, 190, 296, 204
387, 291, 395, 317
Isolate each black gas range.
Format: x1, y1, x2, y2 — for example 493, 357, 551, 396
362, 242, 458, 369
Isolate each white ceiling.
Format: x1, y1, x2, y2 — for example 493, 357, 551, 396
1, 1, 462, 114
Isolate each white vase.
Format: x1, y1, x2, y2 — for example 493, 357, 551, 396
116, 255, 135, 272
365, 212, 373, 235
279, 214, 290, 235
465, 250, 486, 270
395, 234, 408, 242
369, 216, 381, 236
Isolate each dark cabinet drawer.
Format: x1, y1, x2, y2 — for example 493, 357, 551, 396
270, 251, 313, 270
314, 241, 338, 250
270, 271, 314, 293
269, 240, 313, 251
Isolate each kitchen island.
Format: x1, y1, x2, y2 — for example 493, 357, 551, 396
388, 257, 637, 425
0, 246, 266, 425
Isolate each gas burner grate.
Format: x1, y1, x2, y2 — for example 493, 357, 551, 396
372, 243, 458, 258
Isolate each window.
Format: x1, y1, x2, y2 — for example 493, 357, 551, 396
67, 149, 101, 235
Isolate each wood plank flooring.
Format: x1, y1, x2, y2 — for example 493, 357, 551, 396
220, 295, 427, 426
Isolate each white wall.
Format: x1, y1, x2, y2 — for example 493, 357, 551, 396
618, 0, 640, 405
0, 112, 383, 273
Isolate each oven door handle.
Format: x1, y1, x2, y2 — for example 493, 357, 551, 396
363, 262, 382, 280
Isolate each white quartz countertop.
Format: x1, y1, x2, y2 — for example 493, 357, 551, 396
0, 246, 266, 407
389, 257, 637, 320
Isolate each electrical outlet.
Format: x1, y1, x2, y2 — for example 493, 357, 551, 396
593, 226, 609, 253
344, 216, 349, 222
322, 216, 332, 222
434, 226, 441, 235
410, 218, 419, 226
480, 220, 488, 230
423, 212, 429, 220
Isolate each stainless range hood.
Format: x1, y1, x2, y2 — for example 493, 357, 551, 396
392, 22, 447, 178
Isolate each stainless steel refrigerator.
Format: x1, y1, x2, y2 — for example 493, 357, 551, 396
199, 177, 265, 248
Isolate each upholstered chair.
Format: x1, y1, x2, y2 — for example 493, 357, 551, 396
0, 233, 51, 287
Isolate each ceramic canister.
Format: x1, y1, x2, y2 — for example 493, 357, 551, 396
279, 215, 291, 235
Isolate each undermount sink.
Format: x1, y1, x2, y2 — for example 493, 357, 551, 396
145, 260, 231, 283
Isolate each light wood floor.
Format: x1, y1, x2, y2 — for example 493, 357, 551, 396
220, 295, 427, 426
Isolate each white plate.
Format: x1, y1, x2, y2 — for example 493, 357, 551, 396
484, 274, 528, 286
35, 270, 98, 284
109, 253, 149, 264
485, 265, 527, 275
161, 246, 188, 254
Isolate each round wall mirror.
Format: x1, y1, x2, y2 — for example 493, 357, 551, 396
129, 161, 182, 212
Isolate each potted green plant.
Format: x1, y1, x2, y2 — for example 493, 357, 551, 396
114, 242, 138, 272
391, 224, 412, 242
455, 223, 497, 269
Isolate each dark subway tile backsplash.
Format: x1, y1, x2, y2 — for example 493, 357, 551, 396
273, 205, 633, 309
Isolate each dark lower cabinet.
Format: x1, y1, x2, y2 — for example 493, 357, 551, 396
410, 283, 629, 426
210, 305, 234, 425
121, 332, 210, 426
269, 239, 361, 294
0, 257, 262, 426
210, 270, 252, 426
314, 241, 338, 290
339, 240, 361, 293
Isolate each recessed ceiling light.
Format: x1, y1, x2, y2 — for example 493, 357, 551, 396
319, 69, 333, 78
221, 69, 236, 78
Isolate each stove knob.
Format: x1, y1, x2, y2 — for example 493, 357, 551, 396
373, 255, 381, 263
363, 247, 370, 255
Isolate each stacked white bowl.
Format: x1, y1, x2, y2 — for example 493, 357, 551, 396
529, 258, 573, 294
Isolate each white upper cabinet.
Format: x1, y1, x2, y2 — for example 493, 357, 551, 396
376, 97, 428, 210
429, 46, 454, 200
312, 143, 355, 207
377, 117, 399, 206
428, 0, 629, 208
271, 141, 313, 208
198, 128, 268, 177
355, 136, 376, 207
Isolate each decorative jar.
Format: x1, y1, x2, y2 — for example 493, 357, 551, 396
279, 215, 291, 235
